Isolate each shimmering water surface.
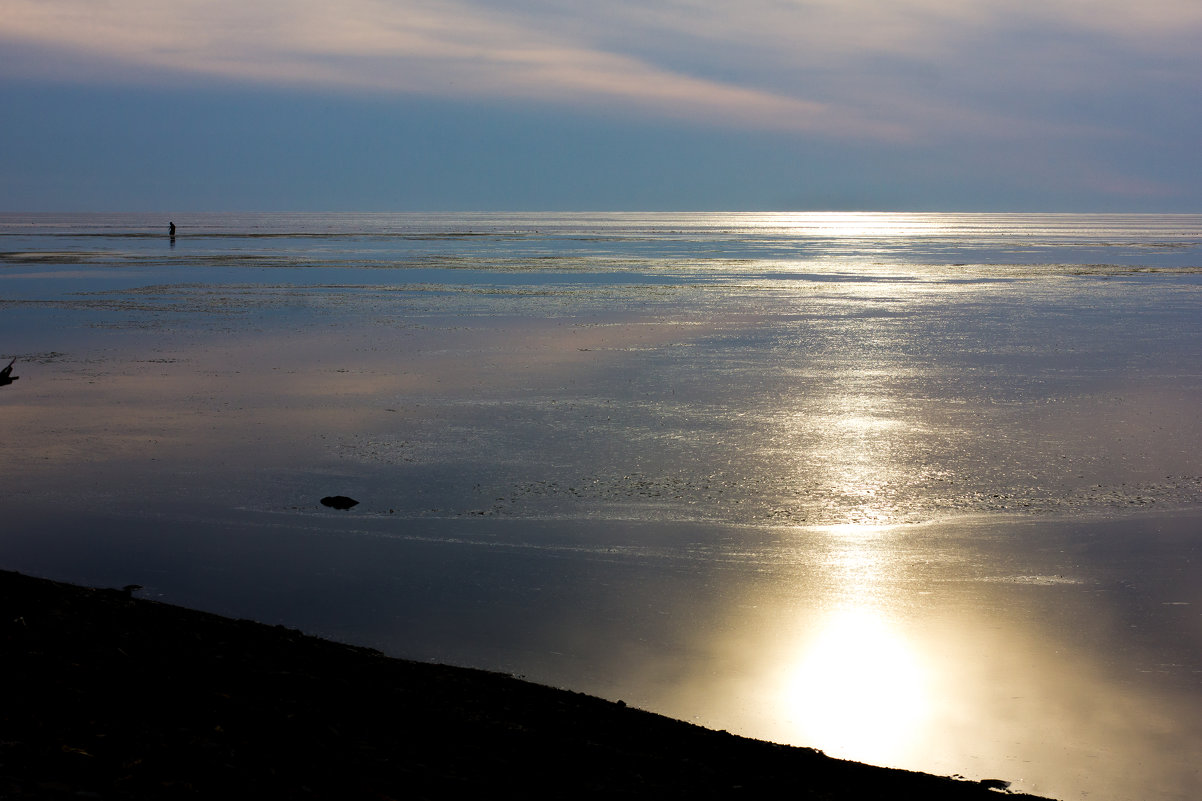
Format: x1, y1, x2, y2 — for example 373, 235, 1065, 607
3, 213, 1201, 800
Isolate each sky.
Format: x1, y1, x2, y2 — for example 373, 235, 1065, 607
2, 0, 1201, 212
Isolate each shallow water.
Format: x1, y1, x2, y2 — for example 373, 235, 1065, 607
2, 213, 1201, 800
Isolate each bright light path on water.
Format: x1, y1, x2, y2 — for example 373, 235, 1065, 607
782, 604, 932, 765
734, 211, 957, 238
776, 523, 934, 766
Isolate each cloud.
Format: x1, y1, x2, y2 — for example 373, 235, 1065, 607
2, 0, 1200, 144
0, 0, 869, 136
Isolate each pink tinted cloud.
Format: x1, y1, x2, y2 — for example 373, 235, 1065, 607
2, 0, 1199, 144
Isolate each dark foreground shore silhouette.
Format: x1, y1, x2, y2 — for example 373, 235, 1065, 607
1, 569, 1050, 799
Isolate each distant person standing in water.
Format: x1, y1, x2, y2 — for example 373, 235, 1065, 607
169, 221, 176, 237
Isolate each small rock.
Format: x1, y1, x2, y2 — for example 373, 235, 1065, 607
320, 496, 359, 510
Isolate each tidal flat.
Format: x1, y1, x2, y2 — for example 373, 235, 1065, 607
2, 213, 1201, 799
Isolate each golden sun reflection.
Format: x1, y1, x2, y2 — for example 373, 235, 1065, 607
772, 524, 933, 766
781, 605, 932, 765
741, 212, 954, 239
804, 400, 916, 526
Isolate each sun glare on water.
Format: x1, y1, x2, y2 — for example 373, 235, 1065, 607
781, 603, 932, 765
734, 212, 956, 239
763, 523, 935, 766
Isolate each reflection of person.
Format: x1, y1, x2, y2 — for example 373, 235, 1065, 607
0, 358, 18, 387
169, 221, 176, 237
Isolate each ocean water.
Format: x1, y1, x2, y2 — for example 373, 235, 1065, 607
2, 212, 1202, 800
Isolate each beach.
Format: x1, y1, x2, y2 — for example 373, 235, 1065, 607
2, 568, 1055, 799
2, 212, 1201, 799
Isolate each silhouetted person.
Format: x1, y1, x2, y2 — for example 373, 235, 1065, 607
0, 359, 18, 387
169, 221, 176, 237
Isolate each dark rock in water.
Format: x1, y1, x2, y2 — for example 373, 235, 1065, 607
320, 495, 359, 510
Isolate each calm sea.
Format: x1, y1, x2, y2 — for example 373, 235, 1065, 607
3, 211, 1202, 276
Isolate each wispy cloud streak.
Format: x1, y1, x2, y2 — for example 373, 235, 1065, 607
3, 0, 1201, 144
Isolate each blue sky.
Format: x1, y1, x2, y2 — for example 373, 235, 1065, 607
2, 0, 1200, 211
